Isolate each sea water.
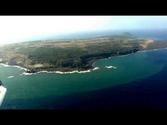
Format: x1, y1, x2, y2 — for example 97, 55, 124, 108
0, 48, 167, 109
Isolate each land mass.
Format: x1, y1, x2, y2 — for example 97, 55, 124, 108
1, 33, 167, 73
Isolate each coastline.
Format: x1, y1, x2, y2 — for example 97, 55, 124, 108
0, 63, 28, 71
137, 47, 167, 53
20, 67, 100, 75
0, 63, 100, 75
1, 47, 167, 75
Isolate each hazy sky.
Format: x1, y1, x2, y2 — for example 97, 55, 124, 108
0, 16, 167, 45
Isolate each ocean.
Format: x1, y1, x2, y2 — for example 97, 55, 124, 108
0, 48, 167, 109
1, 30, 167, 109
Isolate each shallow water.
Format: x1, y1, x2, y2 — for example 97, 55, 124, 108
0, 48, 167, 109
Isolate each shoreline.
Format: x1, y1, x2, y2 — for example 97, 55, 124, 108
0, 63, 28, 71
137, 47, 167, 53
1, 47, 167, 75
20, 67, 100, 75
0, 63, 100, 75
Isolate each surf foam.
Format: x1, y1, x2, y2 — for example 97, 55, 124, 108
105, 65, 117, 69
7, 76, 14, 79
0, 63, 28, 71
20, 67, 100, 76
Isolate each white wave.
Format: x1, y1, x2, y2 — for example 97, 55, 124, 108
7, 76, 14, 78
49, 69, 91, 74
20, 67, 100, 76
0, 62, 99, 76
21, 72, 33, 76
137, 47, 167, 53
38, 71, 48, 73
78, 70, 91, 73
105, 65, 117, 69
0, 63, 10, 67
12, 66, 28, 71
0, 62, 94, 75
92, 67, 100, 71
0, 63, 28, 71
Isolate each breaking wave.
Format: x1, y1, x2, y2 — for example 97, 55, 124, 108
20, 67, 100, 76
0, 63, 28, 71
105, 65, 117, 69
7, 76, 14, 79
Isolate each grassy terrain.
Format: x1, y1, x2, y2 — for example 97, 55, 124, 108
1, 34, 167, 72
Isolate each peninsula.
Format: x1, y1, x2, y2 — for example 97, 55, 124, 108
0, 33, 167, 73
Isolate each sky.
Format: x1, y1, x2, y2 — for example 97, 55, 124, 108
0, 16, 167, 45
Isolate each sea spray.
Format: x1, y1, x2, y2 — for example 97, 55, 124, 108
0, 62, 100, 76
105, 65, 117, 69
20, 67, 100, 76
137, 47, 167, 54
7, 76, 14, 79
0, 63, 28, 71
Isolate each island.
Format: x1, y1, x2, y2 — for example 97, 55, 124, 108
1, 33, 167, 73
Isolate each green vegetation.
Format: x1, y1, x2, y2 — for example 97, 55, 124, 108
1, 34, 167, 72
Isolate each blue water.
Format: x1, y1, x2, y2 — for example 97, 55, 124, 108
1, 30, 167, 109
0, 48, 167, 109
58, 49, 167, 110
